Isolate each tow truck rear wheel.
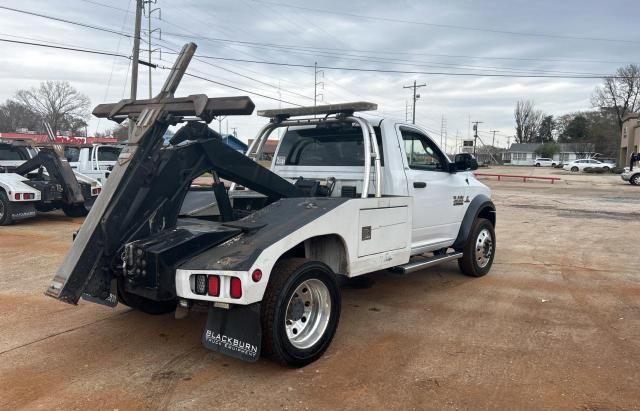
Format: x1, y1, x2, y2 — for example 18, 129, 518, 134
261, 258, 341, 367
62, 203, 89, 218
458, 218, 495, 277
116, 280, 176, 315
0, 191, 13, 226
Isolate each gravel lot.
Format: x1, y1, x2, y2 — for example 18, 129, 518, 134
1, 167, 639, 410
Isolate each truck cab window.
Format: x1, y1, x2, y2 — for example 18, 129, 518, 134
98, 147, 122, 162
277, 125, 384, 166
400, 129, 445, 171
0, 145, 29, 161
64, 147, 81, 162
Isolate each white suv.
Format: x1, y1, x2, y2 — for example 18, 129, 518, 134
563, 159, 611, 172
534, 158, 556, 167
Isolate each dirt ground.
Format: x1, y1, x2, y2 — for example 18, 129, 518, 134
1, 167, 639, 410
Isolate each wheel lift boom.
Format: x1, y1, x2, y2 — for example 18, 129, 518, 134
46, 43, 304, 306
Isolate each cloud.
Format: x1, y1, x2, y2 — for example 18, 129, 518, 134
0, 0, 635, 150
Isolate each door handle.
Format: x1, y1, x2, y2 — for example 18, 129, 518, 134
413, 181, 427, 188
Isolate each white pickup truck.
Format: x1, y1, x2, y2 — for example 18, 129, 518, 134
64, 144, 123, 184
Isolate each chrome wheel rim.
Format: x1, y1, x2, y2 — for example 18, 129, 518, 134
285, 278, 331, 349
633, 175, 640, 185
475, 228, 493, 269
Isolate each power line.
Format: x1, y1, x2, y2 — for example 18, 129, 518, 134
161, 31, 634, 67
0, 5, 134, 38
155, 38, 315, 102
179, 71, 303, 107
0, 37, 131, 59
76, 0, 633, 64
248, 0, 640, 45
162, 32, 614, 77
162, 53, 626, 79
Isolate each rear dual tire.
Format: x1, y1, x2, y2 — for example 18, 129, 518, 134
62, 203, 89, 218
117, 280, 176, 315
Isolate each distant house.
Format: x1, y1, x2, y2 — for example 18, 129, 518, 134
620, 113, 639, 166
502, 143, 595, 165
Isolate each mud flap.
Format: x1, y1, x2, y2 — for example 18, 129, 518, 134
202, 303, 261, 362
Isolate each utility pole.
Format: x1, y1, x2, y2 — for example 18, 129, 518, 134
145, 1, 161, 98
403, 80, 426, 124
472, 121, 483, 155
216, 116, 227, 135
440, 115, 447, 150
314, 62, 324, 107
129, 0, 143, 138
490, 130, 499, 147
405, 100, 409, 122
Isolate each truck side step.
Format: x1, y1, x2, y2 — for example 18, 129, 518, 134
392, 252, 463, 274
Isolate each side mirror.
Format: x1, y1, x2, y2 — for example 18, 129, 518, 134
454, 153, 479, 171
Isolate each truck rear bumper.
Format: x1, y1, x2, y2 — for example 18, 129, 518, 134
175, 269, 256, 305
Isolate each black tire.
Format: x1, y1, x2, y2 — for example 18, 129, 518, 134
261, 258, 341, 367
535, 163, 540, 167
552, 163, 556, 167
571, 166, 579, 172
62, 203, 89, 217
631, 174, 640, 186
458, 218, 496, 278
117, 279, 176, 315
603, 166, 610, 172
0, 191, 13, 226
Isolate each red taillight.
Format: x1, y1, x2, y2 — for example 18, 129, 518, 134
14, 193, 20, 200
25, 193, 34, 200
251, 269, 262, 283
230, 277, 242, 299
92, 187, 101, 196
207, 275, 220, 296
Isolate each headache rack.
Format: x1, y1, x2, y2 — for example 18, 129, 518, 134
242, 102, 383, 198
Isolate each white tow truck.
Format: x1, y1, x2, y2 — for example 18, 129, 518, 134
64, 144, 123, 184
47, 46, 496, 367
0, 139, 102, 225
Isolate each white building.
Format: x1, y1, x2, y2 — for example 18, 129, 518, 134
502, 143, 595, 166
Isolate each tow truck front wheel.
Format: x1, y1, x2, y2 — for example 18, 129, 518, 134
261, 258, 341, 367
458, 218, 495, 277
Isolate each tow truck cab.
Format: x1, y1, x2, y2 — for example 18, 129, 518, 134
65, 144, 123, 184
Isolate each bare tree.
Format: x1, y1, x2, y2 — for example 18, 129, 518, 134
514, 100, 543, 143
0, 100, 42, 133
15, 81, 90, 136
591, 64, 640, 131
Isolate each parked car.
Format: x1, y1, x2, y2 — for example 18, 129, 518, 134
534, 158, 557, 167
621, 168, 640, 185
563, 159, 611, 172
597, 157, 617, 167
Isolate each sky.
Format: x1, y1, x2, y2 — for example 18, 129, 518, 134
0, 0, 637, 151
